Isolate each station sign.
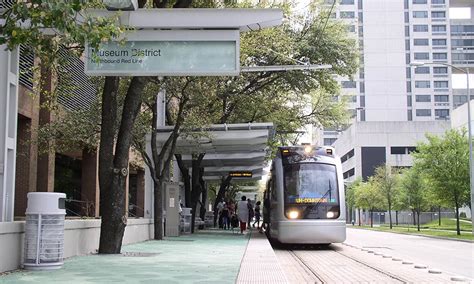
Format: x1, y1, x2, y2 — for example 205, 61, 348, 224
85, 30, 240, 76
229, 171, 253, 178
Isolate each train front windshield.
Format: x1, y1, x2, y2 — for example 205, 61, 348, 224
283, 163, 340, 219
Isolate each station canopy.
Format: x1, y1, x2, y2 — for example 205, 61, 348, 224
153, 123, 274, 181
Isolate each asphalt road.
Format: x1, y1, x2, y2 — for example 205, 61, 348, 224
345, 227, 474, 279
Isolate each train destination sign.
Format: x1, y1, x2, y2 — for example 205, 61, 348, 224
229, 171, 253, 178
85, 30, 240, 76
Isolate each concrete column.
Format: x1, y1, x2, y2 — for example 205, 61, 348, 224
0, 46, 19, 222
81, 149, 99, 217
36, 66, 55, 192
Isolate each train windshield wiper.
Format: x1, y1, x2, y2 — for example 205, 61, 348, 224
303, 181, 332, 218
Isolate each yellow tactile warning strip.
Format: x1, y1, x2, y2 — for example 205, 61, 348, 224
236, 231, 289, 284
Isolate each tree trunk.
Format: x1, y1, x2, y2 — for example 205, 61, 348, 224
358, 208, 361, 226
190, 154, 205, 233
199, 167, 207, 221
388, 202, 393, 229
438, 206, 441, 226
417, 210, 421, 231
175, 154, 191, 207
98, 76, 149, 253
412, 209, 416, 226
153, 180, 163, 239
213, 176, 232, 226
370, 210, 373, 227
455, 201, 461, 235
395, 210, 399, 226
98, 77, 119, 254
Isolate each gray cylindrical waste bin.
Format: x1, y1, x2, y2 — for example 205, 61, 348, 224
24, 192, 66, 270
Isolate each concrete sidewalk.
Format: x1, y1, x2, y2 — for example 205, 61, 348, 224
0, 229, 250, 283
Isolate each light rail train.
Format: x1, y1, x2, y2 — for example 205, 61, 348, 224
263, 145, 346, 244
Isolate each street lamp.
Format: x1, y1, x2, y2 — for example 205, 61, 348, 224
410, 61, 473, 236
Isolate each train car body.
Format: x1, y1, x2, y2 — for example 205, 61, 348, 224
264, 146, 346, 244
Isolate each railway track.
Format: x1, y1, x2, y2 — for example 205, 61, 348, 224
274, 244, 458, 284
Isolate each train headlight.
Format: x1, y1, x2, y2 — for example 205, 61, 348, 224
287, 210, 299, 219
304, 146, 312, 155
326, 211, 335, 218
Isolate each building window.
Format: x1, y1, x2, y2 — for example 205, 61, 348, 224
432, 39, 447, 46
324, 138, 337, 146
431, 0, 445, 3
340, 11, 355, 18
360, 82, 365, 93
408, 110, 413, 121
415, 66, 430, 74
453, 95, 467, 106
413, 25, 429, 32
407, 95, 412, 106
434, 81, 448, 88
416, 109, 431, 116
435, 109, 449, 119
343, 168, 355, 179
407, 81, 412, 92
342, 81, 357, 88
405, 12, 409, 23
413, 11, 428, 18
340, 0, 355, 4
360, 95, 365, 107
347, 25, 356, 32
391, 147, 407, 155
341, 149, 355, 163
416, 95, 431, 102
413, 0, 427, 3
433, 67, 448, 74
405, 26, 410, 37
433, 52, 447, 60
431, 11, 446, 18
414, 39, 429, 46
434, 95, 449, 102
432, 25, 446, 32
415, 81, 430, 88
414, 52, 429, 60
406, 67, 411, 78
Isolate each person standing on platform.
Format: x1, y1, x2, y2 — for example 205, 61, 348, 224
217, 199, 225, 228
252, 201, 261, 228
221, 203, 230, 230
247, 199, 254, 226
237, 196, 249, 234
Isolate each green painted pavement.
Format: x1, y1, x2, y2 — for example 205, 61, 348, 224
1, 229, 250, 284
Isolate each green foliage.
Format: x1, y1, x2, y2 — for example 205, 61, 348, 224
398, 166, 430, 213
0, 0, 124, 63
354, 179, 386, 211
412, 129, 470, 235
413, 129, 470, 208
345, 177, 361, 209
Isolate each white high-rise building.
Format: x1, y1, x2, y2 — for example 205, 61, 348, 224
318, 0, 474, 146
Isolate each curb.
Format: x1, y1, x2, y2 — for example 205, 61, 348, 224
349, 226, 474, 243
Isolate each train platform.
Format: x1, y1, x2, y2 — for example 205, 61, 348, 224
1, 227, 471, 283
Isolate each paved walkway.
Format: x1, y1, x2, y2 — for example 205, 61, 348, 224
237, 231, 288, 283
0, 230, 249, 283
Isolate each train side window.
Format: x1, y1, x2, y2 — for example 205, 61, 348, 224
271, 177, 277, 201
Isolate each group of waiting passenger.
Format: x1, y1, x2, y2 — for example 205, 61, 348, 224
216, 196, 261, 234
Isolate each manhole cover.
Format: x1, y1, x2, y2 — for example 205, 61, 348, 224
122, 252, 160, 257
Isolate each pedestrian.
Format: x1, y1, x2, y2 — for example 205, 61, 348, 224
237, 196, 249, 234
221, 203, 230, 230
252, 201, 261, 228
217, 199, 225, 228
247, 199, 254, 226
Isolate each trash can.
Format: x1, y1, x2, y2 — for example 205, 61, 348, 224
23, 192, 66, 270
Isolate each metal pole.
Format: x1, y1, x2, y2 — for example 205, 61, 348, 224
467, 68, 474, 236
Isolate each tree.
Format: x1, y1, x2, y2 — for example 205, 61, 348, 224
345, 178, 361, 225
354, 179, 385, 227
413, 129, 470, 235
372, 165, 399, 229
398, 166, 429, 231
